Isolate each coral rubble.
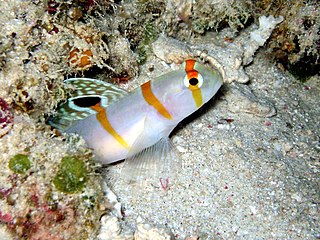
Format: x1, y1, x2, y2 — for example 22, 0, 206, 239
0, 115, 106, 239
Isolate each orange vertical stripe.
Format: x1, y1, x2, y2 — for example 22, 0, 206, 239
91, 103, 130, 149
141, 81, 173, 120
185, 59, 203, 108
185, 59, 199, 79
185, 59, 196, 72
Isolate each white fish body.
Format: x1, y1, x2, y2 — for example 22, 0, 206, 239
49, 60, 223, 179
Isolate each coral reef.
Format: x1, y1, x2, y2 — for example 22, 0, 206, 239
0, 0, 319, 239
164, 0, 253, 37
163, 0, 320, 79
147, 0, 320, 79
0, 0, 138, 117
242, 15, 284, 65
1, 0, 316, 118
0, 115, 106, 239
254, 0, 320, 80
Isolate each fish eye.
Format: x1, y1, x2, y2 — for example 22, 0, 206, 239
189, 78, 198, 86
184, 73, 204, 88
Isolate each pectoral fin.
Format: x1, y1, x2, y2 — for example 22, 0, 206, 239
121, 136, 181, 192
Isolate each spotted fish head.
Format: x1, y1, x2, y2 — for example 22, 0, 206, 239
152, 59, 223, 122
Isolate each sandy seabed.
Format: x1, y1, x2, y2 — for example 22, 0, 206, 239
105, 52, 319, 240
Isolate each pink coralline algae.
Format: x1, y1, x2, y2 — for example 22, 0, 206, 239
0, 211, 13, 224
0, 98, 14, 137
1, 186, 78, 240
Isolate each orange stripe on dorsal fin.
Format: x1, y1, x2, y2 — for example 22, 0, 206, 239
91, 103, 130, 149
141, 81, 173, 120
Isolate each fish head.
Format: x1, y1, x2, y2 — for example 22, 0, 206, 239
154, 60, 223, 121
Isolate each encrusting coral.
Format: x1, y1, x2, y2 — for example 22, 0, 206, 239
0, 115, 107, 239
0, 0, 138, 117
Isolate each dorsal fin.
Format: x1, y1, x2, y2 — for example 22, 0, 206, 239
48, 78, 128, 132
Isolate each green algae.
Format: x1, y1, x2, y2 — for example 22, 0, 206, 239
53, 156, 88, 193
137, 22, 159, 64
8, 154, 31, 174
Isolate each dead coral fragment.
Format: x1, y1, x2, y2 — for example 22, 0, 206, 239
0, 98, 14, 137
53, 156, 88, 193
8, 154, 31, 174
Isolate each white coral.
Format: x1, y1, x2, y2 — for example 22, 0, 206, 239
243, 15, 284, 65
97, 215, 133, 240
134, 223, 173, 240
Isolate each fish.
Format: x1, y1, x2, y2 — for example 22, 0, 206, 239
49, 59, 223, 184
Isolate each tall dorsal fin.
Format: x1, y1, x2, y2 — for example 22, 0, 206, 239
48, 78, 128, 132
